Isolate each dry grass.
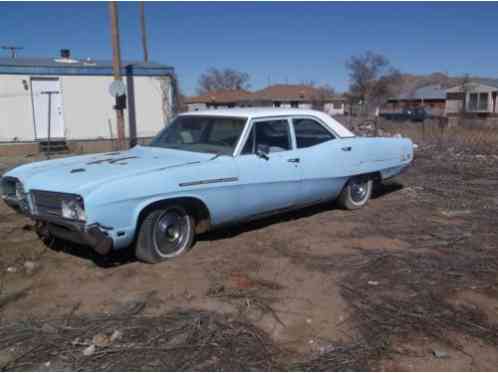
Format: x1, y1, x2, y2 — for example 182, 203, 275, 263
380, 121, 498, 154
0, 310, 284, 371
337, 115, 498, 155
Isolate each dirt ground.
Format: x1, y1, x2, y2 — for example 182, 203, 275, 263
1, 143, 498, 371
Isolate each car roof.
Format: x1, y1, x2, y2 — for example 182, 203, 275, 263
178, 108, 355, 138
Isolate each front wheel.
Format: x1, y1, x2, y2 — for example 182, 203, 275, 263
135, 205, 195, 263
337, 177, 373, 210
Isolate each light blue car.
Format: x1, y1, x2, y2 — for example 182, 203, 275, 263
1, 109, 413, 263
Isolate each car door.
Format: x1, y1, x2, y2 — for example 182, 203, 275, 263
291, 117, 348, 204
235, 117, 302, 218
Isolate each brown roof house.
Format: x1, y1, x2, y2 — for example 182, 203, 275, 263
185, 89, 253, 111
384, 84, 447, 117
185, 84, 346, 115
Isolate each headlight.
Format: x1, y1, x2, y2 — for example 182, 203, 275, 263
1, 177, 19, 199
61, 198, 86, 221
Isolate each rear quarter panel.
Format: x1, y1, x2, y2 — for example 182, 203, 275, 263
340, 136, 413, 177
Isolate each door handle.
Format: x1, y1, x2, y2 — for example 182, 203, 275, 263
341, 146, 352, 152
287, 158, 300, 163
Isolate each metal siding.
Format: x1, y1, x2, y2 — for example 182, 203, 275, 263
45, 75, 170, 141
0, 74, 35, 141
0, 64, 174, 77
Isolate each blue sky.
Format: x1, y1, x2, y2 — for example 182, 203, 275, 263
1, 2, 498, 95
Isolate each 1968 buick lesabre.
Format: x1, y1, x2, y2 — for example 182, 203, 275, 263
1, 109, 413, 263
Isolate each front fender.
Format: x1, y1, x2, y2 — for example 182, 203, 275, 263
83, 157, 240, 249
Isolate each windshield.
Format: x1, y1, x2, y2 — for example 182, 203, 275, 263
148, 115, 248, 155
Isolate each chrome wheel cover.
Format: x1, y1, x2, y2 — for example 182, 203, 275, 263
152, 209, 191, 257
350, 179, 369, 203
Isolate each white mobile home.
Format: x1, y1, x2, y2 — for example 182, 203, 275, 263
0, 52, 175, 150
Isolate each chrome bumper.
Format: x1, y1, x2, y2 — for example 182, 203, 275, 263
2, 195, 25, 213
2, 194, 113, 255
34, 215, 113, 255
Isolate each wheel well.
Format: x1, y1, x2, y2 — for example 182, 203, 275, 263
345, 172, 382, 186
368, 171, 382, 183
137, 197, 211, 234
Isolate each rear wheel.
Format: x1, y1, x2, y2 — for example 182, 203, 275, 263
337, 176, 373, 210
135, 205, 195, 263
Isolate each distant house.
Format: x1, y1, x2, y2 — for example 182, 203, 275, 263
185, 84, 346, 115
185, 89, 252, 111
0, 51, 175, 152
384, 84, 447, 116
446, 80, 498, 116
250, 84, 346, 115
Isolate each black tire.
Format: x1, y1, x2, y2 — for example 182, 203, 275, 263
135, 205, 195, 264
35, 222, 62, 248
337, 176, 373, 210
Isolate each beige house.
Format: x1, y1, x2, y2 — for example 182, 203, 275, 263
186, 84, 346, 115
185, 89, 252, 111
0, 53, 175, 151
446, 80, 498, 116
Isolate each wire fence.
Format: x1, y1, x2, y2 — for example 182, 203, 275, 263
337, 115, 498, 155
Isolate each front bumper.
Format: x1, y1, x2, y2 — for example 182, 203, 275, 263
2, 196, 21, 211
34, 215, 114, 255
3, 189, 113, 255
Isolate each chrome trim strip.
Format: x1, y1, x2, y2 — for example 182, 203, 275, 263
179, 177, 238, 187
32, 213, 86, 230
232, 117, 252, 157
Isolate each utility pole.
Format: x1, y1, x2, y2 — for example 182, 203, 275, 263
139, 2, 149, 63
109, 1, 126, 150
2, 46, 23, 59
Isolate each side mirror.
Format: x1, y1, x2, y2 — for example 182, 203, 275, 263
255, 144, 270, 160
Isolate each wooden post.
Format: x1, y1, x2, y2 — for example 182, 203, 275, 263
109, 1, 126, 150
422, 118, 426, 142
140, 2, 149, 63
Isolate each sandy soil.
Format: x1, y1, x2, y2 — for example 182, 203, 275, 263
1, 146, 497, 370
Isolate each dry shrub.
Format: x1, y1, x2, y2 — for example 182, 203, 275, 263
378, 119, 498, 154
0, 310, 283, 371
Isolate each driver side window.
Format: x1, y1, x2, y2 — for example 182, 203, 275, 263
241, 119, 291, 155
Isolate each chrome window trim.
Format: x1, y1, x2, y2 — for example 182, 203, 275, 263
231, 117, 251, 157
290, 115, 339, 140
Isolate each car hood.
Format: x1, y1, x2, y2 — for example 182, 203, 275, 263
7, 146, 215, 195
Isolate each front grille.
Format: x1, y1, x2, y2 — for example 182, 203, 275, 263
31, 190, 65, 217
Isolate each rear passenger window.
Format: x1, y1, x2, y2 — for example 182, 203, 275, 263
293, 118, 334, 148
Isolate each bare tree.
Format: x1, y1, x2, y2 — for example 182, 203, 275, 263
310, 84, 336, 111
197, 68, 250, 95
346, 51, 400, 114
